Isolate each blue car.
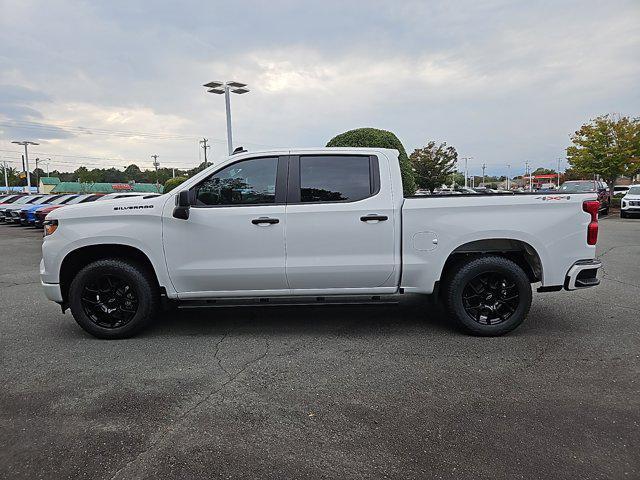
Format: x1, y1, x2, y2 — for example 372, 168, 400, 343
18, 195, 76, 226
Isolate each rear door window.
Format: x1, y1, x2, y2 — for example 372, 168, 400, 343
297, 155, 376, 203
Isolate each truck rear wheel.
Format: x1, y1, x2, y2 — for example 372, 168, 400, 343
68, 259, 158, 339
443, 255, 532, 336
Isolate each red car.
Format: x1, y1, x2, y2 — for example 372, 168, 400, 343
34, 194, 104, 228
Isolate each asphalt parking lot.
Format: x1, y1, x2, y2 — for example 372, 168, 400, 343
0, 217, 638, 480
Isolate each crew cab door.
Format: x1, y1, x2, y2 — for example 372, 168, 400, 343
162, 155, 289, 297
285, 154, 397, 292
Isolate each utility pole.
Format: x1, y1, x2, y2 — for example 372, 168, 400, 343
461, 156, 473, 187
2, 161, 8, 191
11, 140, 38, 193
172, 168, 175, 178
557, 157, 562, 188
151, 155, 160, 190
481, 163, 486, 186
199, 138, 210, 166
506, 164, 511, 190
35, 157, 40, 193
524, 162, 533, 192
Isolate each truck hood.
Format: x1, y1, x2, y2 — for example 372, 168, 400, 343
48, 195, 166, 221
3, 203, 31, 212
623, 194, 640, 201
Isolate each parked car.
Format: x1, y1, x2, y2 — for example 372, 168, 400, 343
19, 194, 77, 226
538, 183, 556, 191
0, 194, 25, 207
620, 185, 640, 218
34, 194, 104, 228
559, 180, 610, 215
12, 194, 65, 225
1, 195, 46, 223
41, 148, 602, 339
613, 185, 630, 197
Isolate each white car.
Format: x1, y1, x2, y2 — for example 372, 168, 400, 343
620, 185, 640, 218
40, 147, 602, 339
613, 185, 629, 196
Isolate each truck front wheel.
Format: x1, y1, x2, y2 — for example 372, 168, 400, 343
68, 258, 159, 339
443, 255, 532, 336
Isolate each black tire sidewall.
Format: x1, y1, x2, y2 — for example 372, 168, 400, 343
445, 256, 532, 336
69, 259, 157, 339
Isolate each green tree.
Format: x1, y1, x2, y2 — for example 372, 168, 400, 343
164, 176, 187, 193
326, 127, 416, 195
124, 164, 143, 182
567, 114, 640, 193
409, 141, 458, 192
103, 168, 127, 183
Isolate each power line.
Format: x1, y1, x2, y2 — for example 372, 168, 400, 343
0, 119, 278, 149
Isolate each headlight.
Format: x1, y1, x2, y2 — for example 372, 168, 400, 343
43, 219, 58, 236
622, 201, 627, 207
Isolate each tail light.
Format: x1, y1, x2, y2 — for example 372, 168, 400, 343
582, 200, 599, 245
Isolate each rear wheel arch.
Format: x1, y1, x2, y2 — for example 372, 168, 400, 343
440, 238, 543, 286
59, 244, 160, 304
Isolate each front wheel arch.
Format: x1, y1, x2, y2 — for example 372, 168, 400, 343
59, 244, 160, 305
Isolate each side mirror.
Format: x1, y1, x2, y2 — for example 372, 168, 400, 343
173, 190, 191, 220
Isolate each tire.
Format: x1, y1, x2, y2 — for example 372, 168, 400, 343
443, 255, 532, 336
68, 258, 159, 339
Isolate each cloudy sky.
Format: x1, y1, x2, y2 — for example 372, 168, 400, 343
1, 0, 638, 177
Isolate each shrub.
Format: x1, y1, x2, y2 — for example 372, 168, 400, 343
611, 197, 621, 208
164, 176, 188, 193
326, 127, 416, 195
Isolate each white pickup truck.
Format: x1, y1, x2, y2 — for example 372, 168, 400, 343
40, 148, 602, 339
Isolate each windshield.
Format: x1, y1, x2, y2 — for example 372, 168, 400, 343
628, 186, 640, 195
48, 195, 74, 205
559, 181, 596, 193
65, 195, 90, 205
13, 196, 35, 205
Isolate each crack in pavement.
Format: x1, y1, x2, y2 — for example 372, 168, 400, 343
108, 337, 271, 480
0, 281, 39, 288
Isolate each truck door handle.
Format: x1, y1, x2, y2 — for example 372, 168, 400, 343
251, 217, 280, 225
360, 214, 388, 222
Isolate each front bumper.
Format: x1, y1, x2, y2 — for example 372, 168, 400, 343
41, 281, 63, 303
564, 259, 602, 290
621, 200, 640, 211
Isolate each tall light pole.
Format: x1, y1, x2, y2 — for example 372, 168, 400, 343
461, 156, 473, 187
203, 81, 250, 156
151, 155, 160, 190
11, 140, 38, 193
506, 164, 511, 190
481, 163, 486, 186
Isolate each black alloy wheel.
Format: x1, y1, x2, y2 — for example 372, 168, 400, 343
461, 272, 520, 325
81, 274, 139, 328
443, 255, 532, 336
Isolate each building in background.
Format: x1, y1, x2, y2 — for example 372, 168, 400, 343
51, 182, 163, 194
39, 177, 61, 194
